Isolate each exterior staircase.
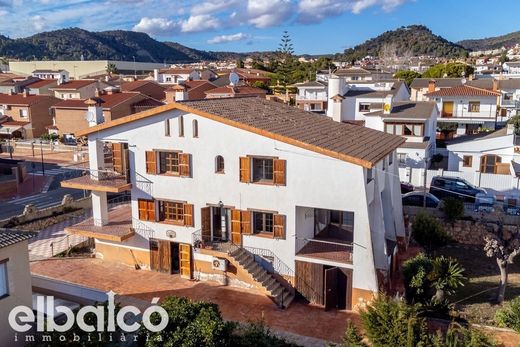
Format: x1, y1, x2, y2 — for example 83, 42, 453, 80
230, 247, 295, 309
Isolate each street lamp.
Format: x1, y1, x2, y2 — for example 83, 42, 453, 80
39, 140, 45, 176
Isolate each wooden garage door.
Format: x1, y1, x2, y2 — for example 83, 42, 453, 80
179, 243, 192, 279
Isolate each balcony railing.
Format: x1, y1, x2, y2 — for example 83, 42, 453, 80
441, 111, 453, 118
61, 168, 132, 193
296, 237, 353, 264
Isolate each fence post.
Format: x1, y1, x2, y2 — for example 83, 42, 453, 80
50, 243, 54, 257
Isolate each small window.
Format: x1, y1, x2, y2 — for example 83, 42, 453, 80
359, 103, 370, 112
164, 119, 170, 137
397, 153, 406, 166
178, 116, 184, 137
0, 260, 8, 299
192, 119, 198, 138
159, 201, 184, 224
462, 155, 472, 167
253, 212, 273, 234
215, 155, 225, 173
19, 109, 28, 118
159, 151, 180, 174
382, 157, 387, 171
366, 168, 373, 183
469, 101, 480, 113
252, 158, 274, 182
388, 152, 393, 166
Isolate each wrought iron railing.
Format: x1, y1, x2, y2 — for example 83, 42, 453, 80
131, 218, 155, 239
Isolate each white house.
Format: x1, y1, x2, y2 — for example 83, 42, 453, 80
447, 124, 519, 176
410, 78, 463, 102
326, 77, 410, 122
61, 97, 406, 311
31, 69, 70, 82
364, 100, 438, 168
154, 68, 200, 85
503, 61, 520, 75
294, 81, 328, 113
424, 84, 501, 138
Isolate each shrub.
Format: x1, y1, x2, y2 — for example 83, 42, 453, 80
230, 320, 294, 347
430, 323, 496, 347
442, 197, 464, 221
495, 296, 520, 332
360, 294, 430, 347
412, 213, 450, 254
342, 320, 367, 347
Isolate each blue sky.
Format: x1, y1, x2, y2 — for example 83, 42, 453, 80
1, 0, 520, 55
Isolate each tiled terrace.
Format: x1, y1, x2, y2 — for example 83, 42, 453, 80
61, 173, 131, 193
65, 204, 134, 242
296, 225, 353, 264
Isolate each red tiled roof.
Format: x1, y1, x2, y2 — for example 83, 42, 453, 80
183, 80, 217, 100
161, 68, 194, 75
132, 98, 164, 108
52, 92, 144, 110
0, 94, 59, 106
205, 85, 267, 96
50, 80, 97, 90
2, 121, 30, 126
425, 85, 501, 97
26, 79, 56, 89
121, 80, 166, 100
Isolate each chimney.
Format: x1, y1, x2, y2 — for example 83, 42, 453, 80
173, 85, 187, 101
94, 88, 101, 98
326, 76, 347, 122
57, 75, 63, 85
8, 89, 13, 95
154, 69, 159, 82
428, 79, 436, 93
85, 98, 104, 127
22, 90, 29, 98
493, 79, 499, 92
383, 94, 393, 114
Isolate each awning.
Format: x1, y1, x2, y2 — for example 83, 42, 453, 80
438, 118, 487, 124
0, 125, 23, 134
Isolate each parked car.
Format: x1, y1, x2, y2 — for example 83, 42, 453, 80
402, 191, 441, 208
429, 176, 486, 202
474, 193, 496, 213
400, 182, 414, 194
503, 195, 520, 216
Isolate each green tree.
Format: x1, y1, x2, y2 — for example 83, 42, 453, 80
236, 59, 245, 68
431, 323, 496, 347
429, 256, 465, 302
442, 197, 464, 222
342, 320, 367, 347
105, 62, 118, 76
275, 31, 295, 89
422, 63, 474, 78
412, 213, 450, 255
499, 51, 509, 64
394, 70, 422, 86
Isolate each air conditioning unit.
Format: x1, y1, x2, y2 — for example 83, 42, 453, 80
212, 257, 228, 271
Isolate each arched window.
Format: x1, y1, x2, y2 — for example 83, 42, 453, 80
480, 154, 502, 173
215, 155, 225, 173
192, 119, 198, 138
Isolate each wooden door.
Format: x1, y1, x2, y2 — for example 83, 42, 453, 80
112, 143, 123, 175
231, 209, 242, 245
150, 239, 160, 272
201, 207, 211, 242
442, 102, 454, 117
179, 243, 192, 279
159, 240, 172, 274
324, 267, 339, 311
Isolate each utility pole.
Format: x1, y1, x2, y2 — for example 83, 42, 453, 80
133, 56, 136, 78
40, 140, 45, 176
423, 157, 429, 209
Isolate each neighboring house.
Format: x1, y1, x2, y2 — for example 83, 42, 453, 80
410, 78, 463, 101
333, 67, 392, 82
154, 68, 200, 85
61, 97, 406, 311
424, 84, 501, 138
164, 80, 217, 103
0, 93, 60, 138
364, 101, 438, 168
121, 80, 166, 101
24, 79, 57, 95
32, 69, 69, 82
295, 81, 328, 113
447, 125, 518, 175
49, 80, 110, 100
327, 78, 410, 122
0, 76, 41, 95
495, 79, 520, 118
0, 230, 34, 346
51, 90, 163, 139
503, 61, 520, 75
204, 85, 267, 99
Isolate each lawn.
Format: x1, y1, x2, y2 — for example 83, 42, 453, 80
438, 245, 520, 326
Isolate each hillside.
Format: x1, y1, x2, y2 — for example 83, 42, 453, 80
458, 31, 520, 51
0, 28, 219, 63
337, 25, 468, 61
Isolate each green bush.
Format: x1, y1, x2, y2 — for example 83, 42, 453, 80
360, 294, 430, 347
230, 320, 294, 347
442, 197, 464, 221
412, 213, 450, 254
430, 323, 496, 347
402, 253, 434, 304
495, 296, 520, 332
342, 320, 367, 347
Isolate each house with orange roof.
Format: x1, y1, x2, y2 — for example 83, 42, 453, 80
121, 80, 166, 101
49, 79, 111, 100
164, 80, 217, 103
24, 79, 57, 95
204, 85, 267, 99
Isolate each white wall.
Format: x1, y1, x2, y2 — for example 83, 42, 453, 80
433, 96, 498, 121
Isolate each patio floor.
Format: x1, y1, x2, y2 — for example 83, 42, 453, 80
30, 258, 359, 344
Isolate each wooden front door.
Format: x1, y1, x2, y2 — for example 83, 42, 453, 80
324, 267, 339, 311
179, 243, 192, 279
150, 239, 172, 274
201, 207, 211, 242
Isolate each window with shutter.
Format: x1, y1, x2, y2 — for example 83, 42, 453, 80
241, 210, 252, 234
273, 159, 286, 185
138, 199, 155, 221
184, 204, 194, 227
179, 153, 191, 177
239, 157, 251, 183
158, 200, 184, 224
145, 151, 157, 174
231, 209, 242, 245
273, 214, 286, 239
201, 207, 211, 241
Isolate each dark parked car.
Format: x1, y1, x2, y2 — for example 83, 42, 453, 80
402, 192, 441, 208
429, 176, 486, 202
400, 182, 414, 194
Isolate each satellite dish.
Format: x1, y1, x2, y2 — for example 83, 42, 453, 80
85, 111, 95, 122
461, 78, 467, 84
229, 72, 239, 86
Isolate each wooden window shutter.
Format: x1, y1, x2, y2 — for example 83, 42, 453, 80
201, 207, 211, 241
179, 153, 191, 177
239, 157, 251, 183
184, 203, 194, 227
273, 214, 286, 239
241, 210, 252, 234
231, 209, 242, 245
145, 151, 157, 174
179, 243, 192, 279
273, 159, 286, 185
138, 199, 155, 221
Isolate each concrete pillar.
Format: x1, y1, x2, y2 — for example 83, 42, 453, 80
92, 191, 108, 226
88, 138, 105, 180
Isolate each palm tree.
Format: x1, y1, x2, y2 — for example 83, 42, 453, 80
105, 62, 118, 76
428, 256, 465, 302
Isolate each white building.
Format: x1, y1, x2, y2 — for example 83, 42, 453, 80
424, 84, 501, 138
503, 61, 520, 75
154, 68, 200, 85
31, 69, 70, 82
61, 97, 406, 311
294, 81, 328, 113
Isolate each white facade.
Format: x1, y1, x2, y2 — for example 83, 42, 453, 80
32, 70, 70, 82
154, 70, 200, 85
84, 103, 405, 299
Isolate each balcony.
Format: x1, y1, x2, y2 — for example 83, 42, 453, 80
65, 204, 135, 242
61, 169, 132, 193
296, 225, 353, 264
441, 111, 453, 118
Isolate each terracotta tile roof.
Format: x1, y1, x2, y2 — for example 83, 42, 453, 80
131, 98, 164, 108
78, 97, 404, 168
0, 94, 59, 106
410, 78, 462, 89
343, 81, 405, 98
1, 121, 30, 126
205, 85, 267, 96
364, 101, 437, 119
425, 85, 500, 97
25, 79, 57, 89
296, 81, 327, 88
161, 68, 194, 75
0, 230, 35, 249
182, 80, 217, 100
121, 80, 166, 100
50, 80, 97, 91
52, 92, 145, 110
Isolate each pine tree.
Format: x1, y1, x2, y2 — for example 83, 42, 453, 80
276, 31, 295, 89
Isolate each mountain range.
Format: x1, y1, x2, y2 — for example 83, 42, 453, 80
0, 26, 519, 64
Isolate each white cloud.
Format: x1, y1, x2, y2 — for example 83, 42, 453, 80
207, 32, 251, 44
191, 0, 239, 15
180, 14, 221, 33
132, 17, 180, 35
246, 0, 293, 28
32, 15, 46, 31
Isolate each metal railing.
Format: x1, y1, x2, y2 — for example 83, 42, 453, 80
296, 237, 354, 264
132, 218, 155, 239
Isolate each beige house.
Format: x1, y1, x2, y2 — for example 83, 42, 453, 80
50, 80, 110, 100
0, 230, 34, 345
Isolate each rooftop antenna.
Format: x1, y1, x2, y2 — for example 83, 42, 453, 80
229, 72, 239, 86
